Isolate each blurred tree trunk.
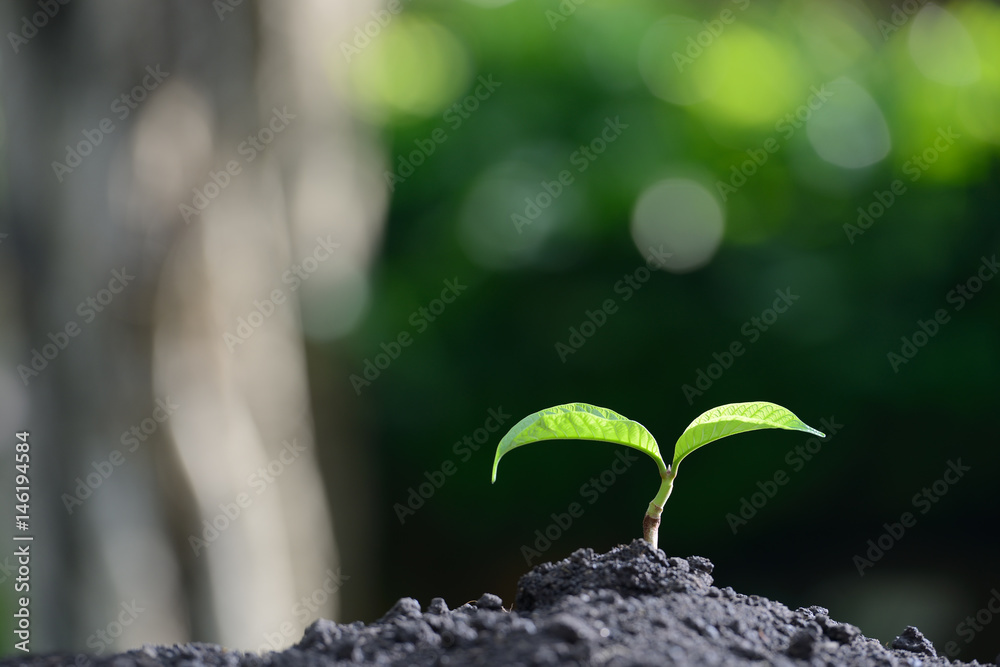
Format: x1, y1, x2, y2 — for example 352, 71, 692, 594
1, 0, 380, 653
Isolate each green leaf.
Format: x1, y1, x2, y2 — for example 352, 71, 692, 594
492, 402, 665, 483
671, 401, 824, 472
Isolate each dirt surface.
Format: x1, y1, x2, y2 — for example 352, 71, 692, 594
5, 540, 993, 666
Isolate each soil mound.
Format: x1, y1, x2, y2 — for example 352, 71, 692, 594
4, 540, 988, 666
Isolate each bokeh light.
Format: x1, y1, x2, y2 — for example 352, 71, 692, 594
630, 178, 724, 273
638, 16, 720, 106
697, 26, 804, 127
349, 16, 471, 120
458, 158, 584, 271
806, 76, 892, 169
908, 3, 980, 87
954, 2, 1000, 145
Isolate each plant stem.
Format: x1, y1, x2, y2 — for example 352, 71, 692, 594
643, 467, 675, 550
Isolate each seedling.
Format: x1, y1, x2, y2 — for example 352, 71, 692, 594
491, 401, 823, 550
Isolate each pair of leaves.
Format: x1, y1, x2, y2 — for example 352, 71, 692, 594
491, 401, 824, 483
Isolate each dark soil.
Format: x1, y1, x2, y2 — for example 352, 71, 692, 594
5, 540, 993, 666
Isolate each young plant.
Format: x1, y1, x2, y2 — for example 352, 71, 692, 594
491, 401, 824, 550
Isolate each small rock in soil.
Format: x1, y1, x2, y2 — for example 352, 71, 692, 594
892, 625, 938, 657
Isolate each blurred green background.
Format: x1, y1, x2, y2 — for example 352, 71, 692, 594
337, 0, 999, 662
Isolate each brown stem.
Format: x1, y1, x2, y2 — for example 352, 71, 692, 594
642, 510, 661, 550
